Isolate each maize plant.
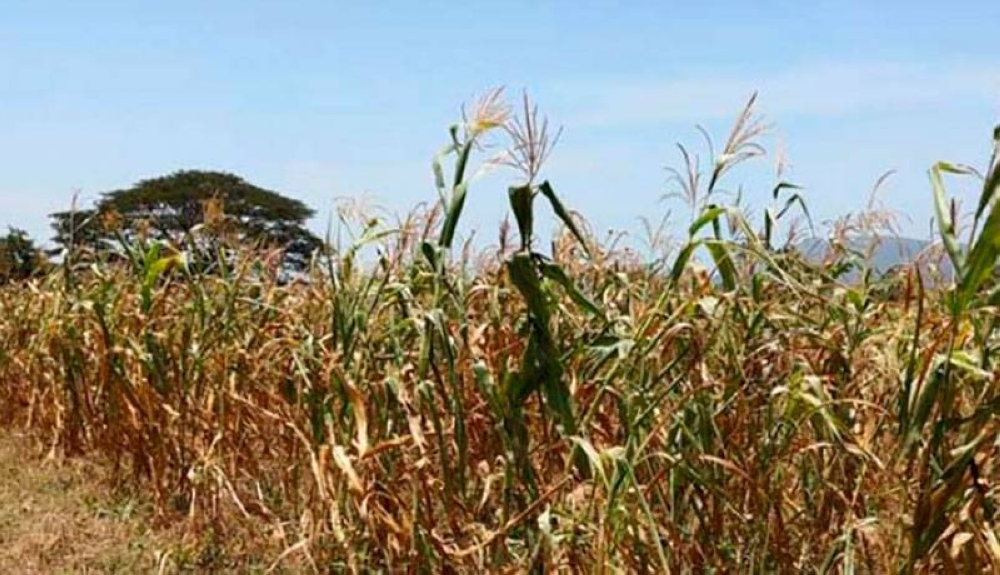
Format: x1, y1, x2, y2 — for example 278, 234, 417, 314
1, 92, 1000, 573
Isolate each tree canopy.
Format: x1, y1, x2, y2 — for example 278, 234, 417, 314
49, 208, 104, 257
51, 170, 320, 269
0, 227, 45, 283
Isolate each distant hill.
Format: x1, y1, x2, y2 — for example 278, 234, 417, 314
795, 235, 954, 281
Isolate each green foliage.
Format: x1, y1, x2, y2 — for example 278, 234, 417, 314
0, 227, 45, 283
49, 170, 320, 269
48, 208, 105, 257
426, 91, 597, 480
898, 126, 1000, 573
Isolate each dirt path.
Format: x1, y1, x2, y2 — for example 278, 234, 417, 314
0, 430, 169, 574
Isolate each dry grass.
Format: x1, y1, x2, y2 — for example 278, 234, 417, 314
0, 430, 165, 573
0, 430, 314, 574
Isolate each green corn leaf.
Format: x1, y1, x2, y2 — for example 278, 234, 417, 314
928, 160, 991, 224
538, 348, 574, 434
705, 240, 737, 291
539, 181, 591, 257
763, 208, 775, 246
982, 158, 1000, 225
776, 192, 813, 232
420, 241, 439, 269
930, 164, 965, 276
439, 181, 470, 249
907, 362, 946, 448
670, 242, 699, 284
507, 253, 550, 329
432, 142, 455, 200
472, 361, 502, 418
145, 253, 181, 286
508, 185, 535, 251
898, 267, 924, 434
569, 437, 608, 487
505, 356, 535, 409
688, 205, 728, 237
506, 253, 580, 450
960, 189, 1000, 306
141, 250, 184, 313
772, 181, 803, 200
538, 259, 603, 318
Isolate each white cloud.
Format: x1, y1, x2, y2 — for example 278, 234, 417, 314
563, 60, 1000, 126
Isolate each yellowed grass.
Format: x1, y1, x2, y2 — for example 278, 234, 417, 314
0, 431, 309, 574
0, 431, 164, 573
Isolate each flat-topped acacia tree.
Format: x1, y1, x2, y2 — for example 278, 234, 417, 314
50, 170, 320, 270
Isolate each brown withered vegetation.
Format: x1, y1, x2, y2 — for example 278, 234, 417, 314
2, 93, 1000, 573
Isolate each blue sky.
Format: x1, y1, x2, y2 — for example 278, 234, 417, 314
2, 1, 999, 247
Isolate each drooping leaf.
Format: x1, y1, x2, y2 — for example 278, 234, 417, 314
705, 240, 737, 291
539, 181, 591, 257
931, 164, 965, 277
688, 205, 728, 237
538, 259, 603, 318
508, 185, 535, 251
670, 242, 699, 285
